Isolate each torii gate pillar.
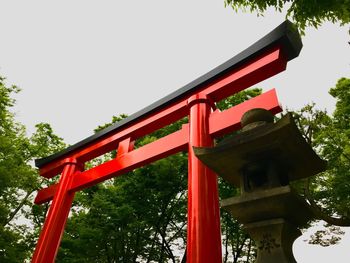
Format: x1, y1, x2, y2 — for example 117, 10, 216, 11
187, 95, 221, 262
31, 20, 302, 263
31, 159, 83, 263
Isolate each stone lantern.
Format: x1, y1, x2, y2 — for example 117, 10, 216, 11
193, 108, 327, 263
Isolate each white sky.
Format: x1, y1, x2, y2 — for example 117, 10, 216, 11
1, 1, 349, 262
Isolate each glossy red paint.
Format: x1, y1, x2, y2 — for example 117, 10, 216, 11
38, 46, 285, 179
209, 88, 282, 137
187, 95, 222, 263
117, 137, 134, 157
34, 89, 281, 205
31, 158, 83, 263
35, 125, 190, 206
32, 46, 288, 263
39, 100, 189, 178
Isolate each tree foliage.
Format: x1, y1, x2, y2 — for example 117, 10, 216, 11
2, 74, 349, 261
56, 90, 263, 263
0, 76, 66, 262
225, 0, 350, 33
294, 78, 350, 220
292, 77, 350, 245
56, 121, 188, 262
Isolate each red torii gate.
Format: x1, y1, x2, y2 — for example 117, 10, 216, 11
31, 21, 302, 263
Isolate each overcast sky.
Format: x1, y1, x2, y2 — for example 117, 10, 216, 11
1, 1, 349, 261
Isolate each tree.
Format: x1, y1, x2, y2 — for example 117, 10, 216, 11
292, 77, 350, 246
56, 115, 188, 263
44, 78, 350, 261
224, 0, 350, 33
58, 155, 188, 263
0, 76, 66, 262
56, 90, 263, 263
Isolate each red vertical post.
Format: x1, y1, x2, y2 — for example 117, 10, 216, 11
187, 94, 222, 263
32, 158, 82, 263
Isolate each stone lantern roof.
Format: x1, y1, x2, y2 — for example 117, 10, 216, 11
194, 109, 327, 188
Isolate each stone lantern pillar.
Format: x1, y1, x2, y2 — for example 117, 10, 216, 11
194, 108, 326, 263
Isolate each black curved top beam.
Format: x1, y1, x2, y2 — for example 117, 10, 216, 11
36, 20, 302, 168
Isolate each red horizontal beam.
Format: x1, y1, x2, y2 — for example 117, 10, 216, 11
71, 124, 189, 192
34, 184, 59, 205
35, 89, 281, 204
35, 124, 189, 204
39, 101, 188, 178
209, 89, 281, 138
39, 46, 286, 179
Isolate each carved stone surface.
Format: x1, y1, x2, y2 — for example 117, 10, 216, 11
221, 186, 314, 227
245, 218, 301, 263
241, 108, 274, 131
221, 186, 315, 262
193, 108, 327, 263
193, 112, 327, 188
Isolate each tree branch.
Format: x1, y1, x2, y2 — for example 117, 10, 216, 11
181, 248, 186, 263
223, 223, 229, 263
304, 178, 350, 226
327, 136, 350, 163
4, 189, 35, 227
245, 238, 252, 263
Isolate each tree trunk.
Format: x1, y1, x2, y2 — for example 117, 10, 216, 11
223, 225, 229, 263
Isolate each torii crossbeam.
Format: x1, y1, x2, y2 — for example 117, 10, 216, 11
31, 21, 302, 263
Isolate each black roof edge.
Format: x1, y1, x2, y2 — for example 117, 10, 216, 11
35, 20, 302, 168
